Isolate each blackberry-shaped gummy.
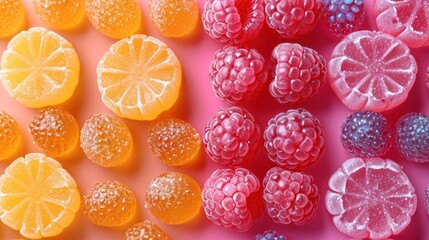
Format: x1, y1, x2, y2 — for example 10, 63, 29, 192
256, 230, 287, 240
270, 43, 326, 104
321, 0, 364, 36
395, 113, 429, 163
204, 106, 261, 166
210, 45, 267, 103
341, 110, 392, 157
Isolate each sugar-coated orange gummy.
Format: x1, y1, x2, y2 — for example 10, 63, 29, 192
145, 172, 201, 225
0, 111, 21, 160
125, 220, 169, 240
29, 107, 79, 157
33, 0, 85, 30
148, 117, 201, 166
85, 0, 141, 38
80, 113, 133, 167
149, 0, 199, 37
83, 181, 137, 227
0, 0, 25, 38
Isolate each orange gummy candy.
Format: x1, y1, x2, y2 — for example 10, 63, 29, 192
85, 0, 141, 38
145, 172, 201, 224
33, 0, 85, 30
80, 113, 133, 167
148, 117, 201, 166
29, 107, 79, 157
83, 181, 137, 227
125, 220, 169, 240
149, 0, 199, 37
0, 111, 21, 160
0, 0, 25, 38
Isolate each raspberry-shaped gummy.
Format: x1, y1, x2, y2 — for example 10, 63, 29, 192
341, 110, 392, 157
270, 43, 326, 104
202, 0, 265, 44
202, 168, 262, 232
83, 181, 137, 227
29, 107, 79, 157
256, 230, 287, 240
0, 111, 21, 160
265, 0, 322, 40
210, 45, 268, 103
264, 109, 324, 170
395, 113, 429, 163
148, 117, 201, 166
80, 113, 133, 167
145, 172, 201, 225
33, 0, 85, 30
321, 0, 364, 36
263, 167, 319, 225
204, 107, 261, 166
125, 220, 169, 240
426, 186, 429, 215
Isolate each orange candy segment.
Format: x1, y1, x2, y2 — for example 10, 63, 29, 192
85, 0, 142, 38
97, 34, 182, 120
149, 0, 199, 37
0, 153, 80, 239
80, 113, 133, 167
148, 117, 201, 166
83, 181, 137, 227
0, 111, 21, 160
29, 107, 79, 157
145, 172, 201, 224
33, 0, 85, 30
125, 220, 169, 240
0, 0, 25, 38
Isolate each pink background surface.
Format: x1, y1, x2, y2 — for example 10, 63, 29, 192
1, 0, 429, 239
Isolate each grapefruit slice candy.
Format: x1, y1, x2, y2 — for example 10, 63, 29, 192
326, 157, 417, 239
329, 30, 417, 112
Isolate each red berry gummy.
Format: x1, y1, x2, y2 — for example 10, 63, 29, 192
202, 168, 262, 232
202, 0, 265, 44
264, 108, 324, 170
341, 110, 392, 157
263, 167, 319, 225
395, 113, 429, 163
125, 220, 169, 240
321, 0, 364, 37
265, 0, 322, 40
270, 43, 326, 104
256, 230, 287, 240
326, 157, 417, 239
210, 45, 267, 103
204, 106, 261, 166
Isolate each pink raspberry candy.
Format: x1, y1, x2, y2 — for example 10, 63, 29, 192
204, 107, 261, 166
202, 0, 265, 44
202, 168, 262, 232
263, 167, 319, 225
264, 108, 324, 170
265, 0, 322, 40
270, 43, 326, 104
210, 45, 268, 103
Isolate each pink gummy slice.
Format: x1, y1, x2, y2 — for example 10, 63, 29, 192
328, 30, 417, 112
326, 157, 417, 239
374, 0, 429, 48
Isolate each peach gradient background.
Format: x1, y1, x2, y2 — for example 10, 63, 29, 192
1, 0, 429, 239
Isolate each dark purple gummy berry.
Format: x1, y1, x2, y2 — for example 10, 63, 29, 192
341, 110, 392, 157
395, 112, 429, 163
322, 0, 364, 36
256, 230, 287, 240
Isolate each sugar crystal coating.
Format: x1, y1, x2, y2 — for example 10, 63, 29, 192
256, 230, 287, 240
322, 0, 364, 36
29, 107, 79, 157
0, 111, 21, 160
341, 110, 392, 157
83, 181, 136, 227
0, 0, 25, 38
149, 0, 198, 37
80, 113, 133, 167
204, 106, 261, 166
148, 117, 201, 166
202, 168, 262, 232
145, 172, 201, 225
85, 0, 141, 38
125, 220, 169, 240
264, 108, 324, 170
210, 45, 267, 103
395, 112, 429, 163
33, 0, 85, 30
